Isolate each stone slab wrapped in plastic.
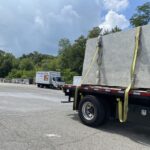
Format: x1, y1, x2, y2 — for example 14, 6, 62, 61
82, 24, 150, 89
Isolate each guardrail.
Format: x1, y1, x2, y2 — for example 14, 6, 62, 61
0, 78, 34, 84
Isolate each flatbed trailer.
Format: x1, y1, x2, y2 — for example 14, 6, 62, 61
63, 84, 150, 126
62, 25, 150, 127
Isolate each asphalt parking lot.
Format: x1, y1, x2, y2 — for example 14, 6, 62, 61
0, 83, 150, 150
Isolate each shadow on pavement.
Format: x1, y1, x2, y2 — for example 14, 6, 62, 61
68, 113, 150, 147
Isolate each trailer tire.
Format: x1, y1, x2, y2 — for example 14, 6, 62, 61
78, 95, 107, 127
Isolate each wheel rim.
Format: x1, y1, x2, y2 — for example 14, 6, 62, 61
82, 101, 95, 121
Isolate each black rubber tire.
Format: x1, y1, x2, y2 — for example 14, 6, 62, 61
78, 95, 108, 127
40, 84, 44, 88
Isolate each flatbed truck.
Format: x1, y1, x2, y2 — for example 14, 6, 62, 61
63, 84, 150, 126
62, 25, 150, 127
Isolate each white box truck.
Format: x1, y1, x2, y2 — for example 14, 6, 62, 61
36, 71, 65, 89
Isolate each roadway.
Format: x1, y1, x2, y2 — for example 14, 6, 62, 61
0, 83, 150, 150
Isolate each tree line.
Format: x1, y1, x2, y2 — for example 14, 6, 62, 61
0, 2, 149, 83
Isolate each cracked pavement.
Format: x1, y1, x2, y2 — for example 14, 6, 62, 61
0, 83, 150, 150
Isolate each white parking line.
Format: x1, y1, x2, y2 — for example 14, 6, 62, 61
45, 133, 61, 138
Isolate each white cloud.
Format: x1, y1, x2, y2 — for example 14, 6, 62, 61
35, 16, 44, 26
48, 4, 79, 24
61, 5, 79, 18
0, 0, 107, 56
99, 10, 129, 31
103, 0, 129, 12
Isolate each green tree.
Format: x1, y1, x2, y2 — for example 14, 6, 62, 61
58, 38, 71, 55
19, 58, 34, 71
40, 57, 60, 71
7, 69, 22, 78
69, 35, 86, 74
103, 26, 121, 35
58, 38, 72, 69
130, 2, 150, 27
22, 70, 35, 78
58, 36, 86, 83
88, 27, 102, 38
62, 68, 78, 84
111, 26, 122, 33
0, 53, 15, 77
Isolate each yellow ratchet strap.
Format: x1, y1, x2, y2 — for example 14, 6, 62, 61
81, 38, 101, 84
74, 38, 101, 110
118, 26, 141, 122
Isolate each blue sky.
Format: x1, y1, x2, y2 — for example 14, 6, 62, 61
0, 0, 149, 56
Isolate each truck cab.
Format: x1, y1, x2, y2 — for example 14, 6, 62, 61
52, 77, 65, 89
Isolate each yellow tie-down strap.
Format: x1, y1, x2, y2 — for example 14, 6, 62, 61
74, 37, 102, 110
118, 26, 141, 122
